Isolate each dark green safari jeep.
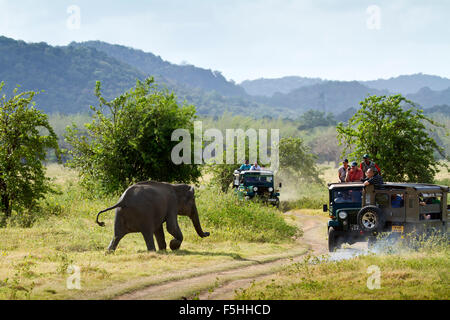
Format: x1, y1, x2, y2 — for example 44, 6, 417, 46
233, 170, 281, 208
324, 182, 449, 252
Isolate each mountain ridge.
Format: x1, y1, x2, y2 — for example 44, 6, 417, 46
240, 74, 450, 98
0, 35, 448, 117
69, 41, 248, 98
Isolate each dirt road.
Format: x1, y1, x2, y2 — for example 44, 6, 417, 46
112, 211, 329, 300
197, 212, 330, 300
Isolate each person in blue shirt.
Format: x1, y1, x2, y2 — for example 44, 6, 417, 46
391, 194, 404, 208
239, 160, 251, 171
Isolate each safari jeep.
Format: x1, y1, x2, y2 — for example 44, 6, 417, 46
233, 170, 281, 208
323, 182, 449, 252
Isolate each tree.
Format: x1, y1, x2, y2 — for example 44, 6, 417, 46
279, 137, 322, 183
0, 82, 60, 225
205, 142, 258, 193
337, 95, 446, 183
298, 110, 336, 131
207, 137, 322, 192
205, 162, 237, 193
65, 78, 201, 194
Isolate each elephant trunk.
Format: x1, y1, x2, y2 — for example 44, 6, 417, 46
191, 206, 210, 238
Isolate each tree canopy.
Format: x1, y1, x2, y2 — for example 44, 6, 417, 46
298, 110, 337, 130
278, 137, 322, 183
0, 82, 60, 225
337, 95, 446, 183
65, 78, 201, 194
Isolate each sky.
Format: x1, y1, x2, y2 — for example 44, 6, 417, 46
0, 0, 449, 83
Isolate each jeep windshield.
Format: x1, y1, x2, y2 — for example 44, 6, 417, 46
332, 188, 363, 205
242, 174, 273, 184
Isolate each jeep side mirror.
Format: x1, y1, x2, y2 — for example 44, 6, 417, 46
323, 204, 328, 212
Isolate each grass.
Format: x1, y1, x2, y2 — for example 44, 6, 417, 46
236, 237, 450, 300
195, 188, 298, 243
0, 164, 299, 300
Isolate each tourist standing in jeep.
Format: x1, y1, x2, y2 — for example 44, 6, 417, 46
360, 154, 381, 178
338, 159, 350, 182
239, 160, 251, 172
346, 162, 364, 182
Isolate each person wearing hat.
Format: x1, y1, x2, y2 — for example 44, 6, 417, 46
360, 154, 381, 179
239, 160, 251, 172
338, 159, 349, 183
346, 161, 364, 182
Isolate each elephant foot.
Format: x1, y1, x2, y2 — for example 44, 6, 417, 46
170, 239, 182, 251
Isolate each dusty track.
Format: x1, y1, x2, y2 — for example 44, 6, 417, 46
198, 212, 329, 300
114, 211, 328, 300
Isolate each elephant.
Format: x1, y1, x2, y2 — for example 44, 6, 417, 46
95, 181, 210, 252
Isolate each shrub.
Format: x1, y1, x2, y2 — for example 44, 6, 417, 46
184, 186, 299, 243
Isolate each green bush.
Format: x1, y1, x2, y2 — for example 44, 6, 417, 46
181, 187, 299, 243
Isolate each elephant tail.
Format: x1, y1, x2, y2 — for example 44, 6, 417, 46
96, 203, 122, 227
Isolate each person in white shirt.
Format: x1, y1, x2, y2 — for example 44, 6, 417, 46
250, 162, 261, 171
338, 159, 349, 183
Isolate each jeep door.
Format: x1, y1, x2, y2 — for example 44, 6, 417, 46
374, 192, 405, 222
387, 192, 406, 222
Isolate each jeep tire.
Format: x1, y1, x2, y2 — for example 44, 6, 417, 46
357, 206, 385, 233
328, 227, 342, 252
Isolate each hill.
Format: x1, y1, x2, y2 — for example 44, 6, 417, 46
240, 76, 323, 97
261, 81, 387, 114
407, 87, 450, 109
362, 73, 450, 94
241, 73, 450, 98
0, 36, 274, 117
0, 36, 448, 118
423, 104, 450, 116
69, 41, 247, 98
0, 36, 145, 114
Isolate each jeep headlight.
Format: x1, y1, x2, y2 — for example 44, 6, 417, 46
269, 187, 274, 192
253, 187, 258, 192
339, 211, 348, 220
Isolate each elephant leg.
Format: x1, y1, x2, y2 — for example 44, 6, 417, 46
166, 217, 183, 251
155, 225, 167, 251
142, 231, 157, 252
107, 234, 125, 252
108, 210, 127, 252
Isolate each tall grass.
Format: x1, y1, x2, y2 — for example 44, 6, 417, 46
186, 187, 299, 243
